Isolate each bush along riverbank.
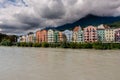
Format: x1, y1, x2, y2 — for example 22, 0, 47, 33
0, 39, 13, 46
12, 42, 120, 50
1, 40, 120, 50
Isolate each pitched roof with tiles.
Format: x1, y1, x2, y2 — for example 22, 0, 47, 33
73, 26, 81, 32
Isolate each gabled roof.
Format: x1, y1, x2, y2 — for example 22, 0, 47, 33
104, 25, 110, 29
84, 25, 96, 29
27, 32, 34, 35
73, 26, 81, 32
48, 29, 58, 32
97, 24, 105, 29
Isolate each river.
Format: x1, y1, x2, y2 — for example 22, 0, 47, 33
0, 47, 120, 80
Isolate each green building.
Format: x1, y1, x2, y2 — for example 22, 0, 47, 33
54, 31, 59, 43
97, 24, 105, 42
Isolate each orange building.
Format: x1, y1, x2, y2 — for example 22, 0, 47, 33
59, 32, 65, 42
36, 30, 48, 43
41, 30, 48, 42
36, 30, 41, 43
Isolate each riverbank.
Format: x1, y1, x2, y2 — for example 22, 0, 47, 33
1, 41, 120, 50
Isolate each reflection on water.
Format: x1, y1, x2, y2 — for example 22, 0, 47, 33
0, 47, 120, 80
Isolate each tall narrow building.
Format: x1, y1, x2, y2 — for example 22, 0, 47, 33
59, 31, 64, 42
36, 30, 42, 43
115, 28, 120, 42
27, 32, 35, 43
97, 24, 105, 42
36, 30, 48, 43
41, 30, 48, 42
73, 26, 83, 43
84, 26, 97, 42
54, 31, 59, 43
63, 30, 73, 42
105, 28, 115, 42
48, 29, 54, 43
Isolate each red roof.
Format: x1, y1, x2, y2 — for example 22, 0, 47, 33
73, 26, 81, 32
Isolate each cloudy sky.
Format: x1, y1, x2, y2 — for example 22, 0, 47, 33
0, 0, 120, 34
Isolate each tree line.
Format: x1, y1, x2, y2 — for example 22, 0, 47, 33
0, 33, 17, 46
14, 42, 120, 50
108, 21, 120, 28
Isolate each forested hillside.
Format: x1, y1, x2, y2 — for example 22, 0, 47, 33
108, 21, 120, 28
0, 33, 17, 43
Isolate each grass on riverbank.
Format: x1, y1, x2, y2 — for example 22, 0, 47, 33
1, 39, 120, 50
15, 42, 120, 50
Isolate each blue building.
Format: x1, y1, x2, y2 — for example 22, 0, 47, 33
63, 30, 73, 42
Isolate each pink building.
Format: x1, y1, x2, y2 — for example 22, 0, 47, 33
115, 28, 120, 42
84, 26, 98, 42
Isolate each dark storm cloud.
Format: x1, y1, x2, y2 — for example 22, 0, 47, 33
0, 0, 120, 34
14, 13, 40, 27
37, 0, 65, 19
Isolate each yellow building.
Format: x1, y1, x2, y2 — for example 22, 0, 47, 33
21, 35, 26, 42
105, 29, 115, 42
73, 26, 83, 42
27, 32, 35, 43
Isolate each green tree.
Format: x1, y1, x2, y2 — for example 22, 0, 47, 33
0, 39, 12, 46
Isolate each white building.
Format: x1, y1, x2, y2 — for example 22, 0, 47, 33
48, 29, 54, 43
105, 29, 115, 42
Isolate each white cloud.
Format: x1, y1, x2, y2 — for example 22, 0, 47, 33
0, 0, 120, 34
0, 21, 3, 24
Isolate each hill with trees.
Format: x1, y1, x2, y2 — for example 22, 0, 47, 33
108, 21, 120, 28
0, 33, 17, 44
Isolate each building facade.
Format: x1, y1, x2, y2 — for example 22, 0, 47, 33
36, 30, 41, 43
63, 30, 73, 42
105, 29, 115, 42
17, 36, 22, 42
97, 24, 105, 42
115, 28, 120, 42
40, 30, 48, 42
84, 26, 98, 42
59, 32, 64, 42
27, 32, 35, 43
19, 35, 26, 42
36, 30, 48, 43
54, 31, 59, 43
73, 26, 83, 42
48, 29, 54, 43
77, 29, 84, 42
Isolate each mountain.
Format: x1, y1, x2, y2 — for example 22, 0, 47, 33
108, 21, 120, 28
54, 15, 120, 31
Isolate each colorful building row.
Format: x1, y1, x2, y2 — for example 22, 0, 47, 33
17, 32, 36, 43
18, 25, 120, 43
